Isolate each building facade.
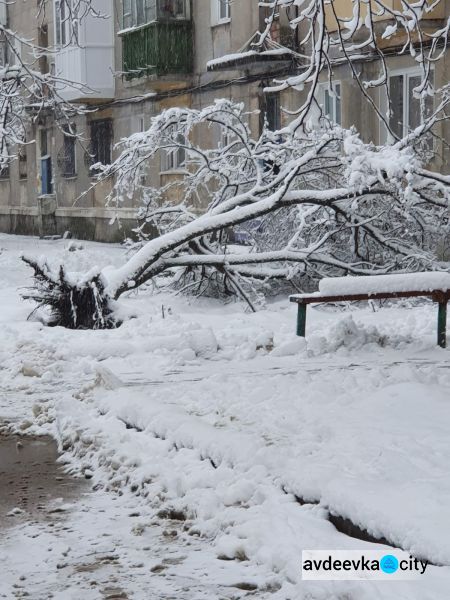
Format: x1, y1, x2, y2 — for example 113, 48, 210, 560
0, 0, 448, 241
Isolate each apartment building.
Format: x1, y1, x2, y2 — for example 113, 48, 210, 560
0, 0, 448, 241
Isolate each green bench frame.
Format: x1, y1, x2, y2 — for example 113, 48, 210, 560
290, 290, 449, 348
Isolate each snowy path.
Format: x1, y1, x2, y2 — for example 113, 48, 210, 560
1, 461, 267, 599
53, 353, 450, 598
120, 355, 450, 387
1, 234, 450, 599
0, 317, 275, 599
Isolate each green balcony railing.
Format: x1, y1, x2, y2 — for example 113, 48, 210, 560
122, 20, 193, 79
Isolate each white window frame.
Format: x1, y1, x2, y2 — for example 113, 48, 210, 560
0, 2, 7, 26
211, 0, 230, 26
0, 38, 6, 67
123, 0, 189, 29
54, 0, 78, 47
54, 0, 64, 46
219, 125, 233, 149
123, 0, 157, 29
134, 115, 146, 133
160, 125, 186, 173
317, 81, 341, 126
379, 66, 434, 145
122, 0, 133, 30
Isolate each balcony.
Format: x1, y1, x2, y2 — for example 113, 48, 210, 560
54, 0, 114, 102
121, 20, 193, 80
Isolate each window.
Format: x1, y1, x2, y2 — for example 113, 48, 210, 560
266, 94, 281, 131
55, 0, 66, 45
0, 35, 6, 68
260, 93, 281, 132
219, 125, 233, 149
90, 119, 113, 171
123, 0, 155, 28
40, 129, 48, 157
161, 143, 185, 171
218, 0, 230, 21
0, 1, 6, 26
317, 82, 341, 125
63, 126, 76, 176
0, 162, 9, 180
259, 7, 280, 42
10, 38, 22, 66
160, 126, 185, 171
0, 139, 9, 179
388, 71, 433, 139
212, 0, 230, 24
54, 0, 78, 46
123, 0, 188, 29
135, 115, 146, 132
123, 0, 133, 29
58, 125, 76, 177
158, 0, 188, 20
19, 146, 27, 179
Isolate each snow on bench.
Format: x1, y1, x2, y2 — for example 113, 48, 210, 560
318, 272, 450, 296
290, 271, 450, 348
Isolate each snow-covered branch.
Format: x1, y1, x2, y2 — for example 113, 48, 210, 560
22, 0, 450, 327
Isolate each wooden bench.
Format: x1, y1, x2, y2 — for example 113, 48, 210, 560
290, 274, 450, 348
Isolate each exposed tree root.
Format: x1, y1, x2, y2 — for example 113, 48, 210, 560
22, 257, 117, 329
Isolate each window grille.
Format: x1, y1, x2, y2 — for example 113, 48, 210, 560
260, 93, 281, 132
57, 125, 76, 177
89, 119, 113, 172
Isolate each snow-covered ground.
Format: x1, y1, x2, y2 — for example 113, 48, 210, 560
1, 233, 449, 599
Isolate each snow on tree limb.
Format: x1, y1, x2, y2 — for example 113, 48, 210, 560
22, 0, 450, 325
93, 97, 446, 301
0, 1, 102, 164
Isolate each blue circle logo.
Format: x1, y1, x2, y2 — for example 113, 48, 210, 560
380, 554, 399, 574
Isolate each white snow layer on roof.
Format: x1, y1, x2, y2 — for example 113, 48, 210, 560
317, 272, 450, 296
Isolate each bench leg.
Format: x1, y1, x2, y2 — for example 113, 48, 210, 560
296, 304, 307, 337
438, 301, 447, 348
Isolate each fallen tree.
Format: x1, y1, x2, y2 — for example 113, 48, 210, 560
22, 0, 450, 328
